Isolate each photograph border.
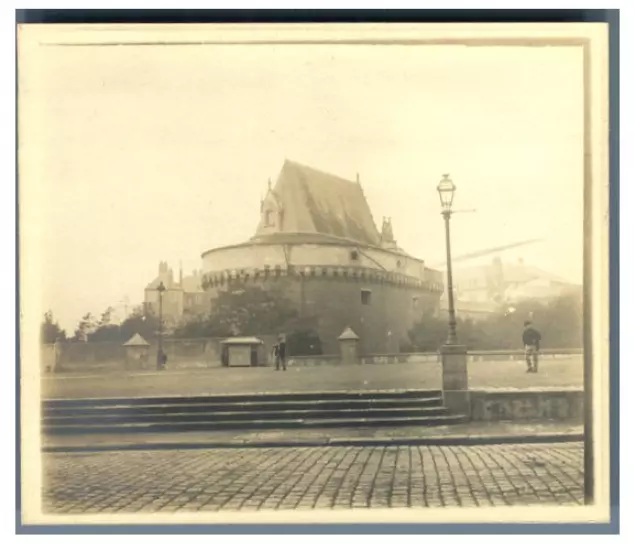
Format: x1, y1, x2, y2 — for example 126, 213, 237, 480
15, 9, 620, 535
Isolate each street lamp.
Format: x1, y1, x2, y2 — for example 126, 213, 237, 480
437, 174, 458, 345
156, 281, 166, 370
435, 174, 469, 417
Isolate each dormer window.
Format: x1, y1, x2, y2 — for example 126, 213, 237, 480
264, 210, 273, 227
350, 250, 359, 261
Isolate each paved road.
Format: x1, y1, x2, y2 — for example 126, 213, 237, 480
42, 358, 583, 400
43, 442, 583, 513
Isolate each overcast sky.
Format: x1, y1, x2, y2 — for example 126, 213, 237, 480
21, 37, 584, 332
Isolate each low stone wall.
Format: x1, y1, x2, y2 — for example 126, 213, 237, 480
42, 339, 583, 374
41, 344, 61, 373
287, 355, 341, 367
359, 350, 582, 366
48, 335, 279, 373
468, 350, 583, 362
469, 389, 584, 421
361, 354, 437, 365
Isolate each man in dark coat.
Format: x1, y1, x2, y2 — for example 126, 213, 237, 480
275, 335, 287, 371
522, 320, 542, 373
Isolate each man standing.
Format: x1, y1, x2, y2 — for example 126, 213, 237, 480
275, 335, 287, 371
522, 320, 542, 373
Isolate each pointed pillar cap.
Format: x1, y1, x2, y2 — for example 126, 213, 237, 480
123, 333, 150, 347
338, 327, 360, 341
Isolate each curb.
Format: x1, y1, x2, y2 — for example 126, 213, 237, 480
42, 431, 583, 453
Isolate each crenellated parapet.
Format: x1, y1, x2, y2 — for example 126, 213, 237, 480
201, 264, 444, 293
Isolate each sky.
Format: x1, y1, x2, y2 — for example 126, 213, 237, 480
21, 34, 585, 332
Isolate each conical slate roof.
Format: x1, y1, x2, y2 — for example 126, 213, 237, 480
123, 333, 150, 347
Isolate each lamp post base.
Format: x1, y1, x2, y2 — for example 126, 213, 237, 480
440, 344, 470, 416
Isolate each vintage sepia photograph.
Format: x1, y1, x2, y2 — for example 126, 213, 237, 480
17, 21, 612, 528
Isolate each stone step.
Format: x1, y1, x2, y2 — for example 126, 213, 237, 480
44, 406, 452, 426
43, 397, 444, 417
43, 414, 468, 435
42, 389, 443, 410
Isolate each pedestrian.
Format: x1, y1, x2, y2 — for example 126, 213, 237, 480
276, 335, 287, 371
271, 343, 279, 368
522, 320, 541, 373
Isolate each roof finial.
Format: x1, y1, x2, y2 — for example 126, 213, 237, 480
356, 173, 360, 184
267, 178, 272, 191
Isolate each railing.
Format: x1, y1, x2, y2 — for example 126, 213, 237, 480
297, 349, 584, 366
466, 348, 583, 356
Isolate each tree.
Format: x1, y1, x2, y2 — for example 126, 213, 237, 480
89, 307, 121, 342
174, 285, 302, 339
405, 289, 583, 351
41, 311, 66, 344
404, 315, 448, 352
73, 312, 97, 342
119, 306, 161, 342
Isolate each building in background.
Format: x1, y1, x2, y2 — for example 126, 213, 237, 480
442, 256, 582, 320
200, 160, 444, 355
144, 262, 206, 327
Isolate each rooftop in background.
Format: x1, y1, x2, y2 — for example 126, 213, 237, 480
454, 258, 577, 287
145, 261, 203, 292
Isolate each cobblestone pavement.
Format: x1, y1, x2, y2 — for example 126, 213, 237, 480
43, 442, 584, 513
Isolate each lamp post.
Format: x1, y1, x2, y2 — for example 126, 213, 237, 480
436, 174, 469, 416
437, 174, 458, 345
156, 281, 166, 370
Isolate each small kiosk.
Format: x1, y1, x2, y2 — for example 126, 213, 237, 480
221, 337, 266, 367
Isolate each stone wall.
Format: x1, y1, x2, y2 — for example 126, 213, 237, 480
56, 341, 125, 371
204, 275, 439, 356
201, 242, 443, 283
41, 343, 61, 373
49, 335, 280, 373
43, 337, 583, 373
360, 354, 438, 365
470, 390, 584, 421
287, 355, 341, 367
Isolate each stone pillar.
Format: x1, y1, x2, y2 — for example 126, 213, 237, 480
123, 333, 151, 371
124, 347, 149, 370
441, 344, 470, 416
338, 327, 360, 365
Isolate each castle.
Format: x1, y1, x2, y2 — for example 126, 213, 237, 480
196, 160, 444, 355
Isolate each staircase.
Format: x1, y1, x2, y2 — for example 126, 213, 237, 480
42, 390, 467, 435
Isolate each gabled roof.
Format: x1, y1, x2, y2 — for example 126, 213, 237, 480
123, 333, 150, 347
254, 160, 381, 246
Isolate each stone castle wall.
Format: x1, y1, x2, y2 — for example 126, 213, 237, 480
201, 242, 443, 284
204, 272, 440, 355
